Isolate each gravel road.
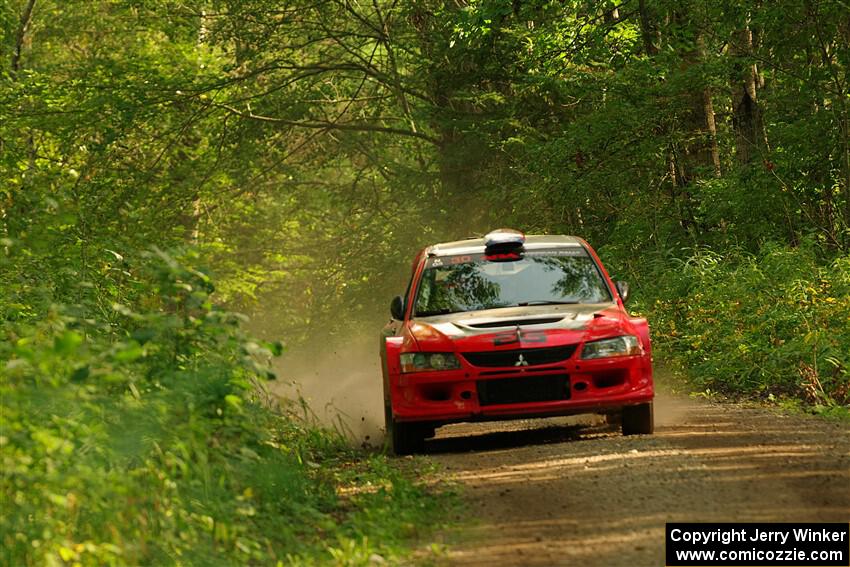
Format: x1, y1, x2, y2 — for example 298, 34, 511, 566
422, 373, 850, 566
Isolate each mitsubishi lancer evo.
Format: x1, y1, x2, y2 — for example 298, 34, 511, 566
380, 229, 654, 454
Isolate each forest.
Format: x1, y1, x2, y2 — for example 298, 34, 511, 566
2, 0, 849, 564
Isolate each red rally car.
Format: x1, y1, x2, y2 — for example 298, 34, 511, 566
380, 229, 654, 454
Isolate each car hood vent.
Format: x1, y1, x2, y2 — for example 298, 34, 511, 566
464, 317, 564, 329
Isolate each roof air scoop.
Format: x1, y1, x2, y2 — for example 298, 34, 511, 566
484, 229, 525, 259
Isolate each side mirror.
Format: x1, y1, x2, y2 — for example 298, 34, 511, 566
615, 281, 630, 304
390, 295, 405, 320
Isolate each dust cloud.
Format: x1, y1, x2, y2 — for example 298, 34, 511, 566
652, 368, 699, 427
268, 334, 387, 447
653, 391, 693, 427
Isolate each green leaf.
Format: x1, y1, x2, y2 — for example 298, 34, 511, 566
54, 331, 83, 354
262, 340, 285, 357
70, 365, 90, 382
113, 340, 144, 362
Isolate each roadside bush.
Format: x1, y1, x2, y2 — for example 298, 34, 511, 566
635, 243, 850, 409
1, 249, 447, 566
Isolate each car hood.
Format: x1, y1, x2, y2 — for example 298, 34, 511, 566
403, 303, 629, 352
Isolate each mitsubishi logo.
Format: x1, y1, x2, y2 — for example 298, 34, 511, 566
515, 354, 529, 367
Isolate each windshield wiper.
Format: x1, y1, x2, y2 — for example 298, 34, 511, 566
417, 300, 579, 316
416, 308, 462, 317
514, 300, 580, 306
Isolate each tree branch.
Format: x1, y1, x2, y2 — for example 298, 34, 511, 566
212, 102, 441, 145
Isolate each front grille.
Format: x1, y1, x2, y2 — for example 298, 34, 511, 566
462, 345, 577, 367
477, 374, 570, 406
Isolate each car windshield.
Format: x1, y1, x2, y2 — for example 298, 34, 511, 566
414, 250, 612, 317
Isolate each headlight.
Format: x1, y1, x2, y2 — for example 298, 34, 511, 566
581, 335, 642, 359
400, 352, 462, 372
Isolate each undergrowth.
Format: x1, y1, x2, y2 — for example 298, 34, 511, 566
625, 242, 850, 413
1, 248, 453, 566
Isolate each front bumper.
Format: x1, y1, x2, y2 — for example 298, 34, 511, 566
390, 354, 653, 424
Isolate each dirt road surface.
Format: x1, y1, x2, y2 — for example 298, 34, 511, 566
423, 375, 850, 566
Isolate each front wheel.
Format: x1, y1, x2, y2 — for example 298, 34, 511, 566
385, 402, 425, 455
622, 401, 654, 435
389, 418, 425, 455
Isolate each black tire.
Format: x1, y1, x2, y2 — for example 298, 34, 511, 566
622, 402, 654, 435
384, 402, 425, 455
390, 419, 425, 455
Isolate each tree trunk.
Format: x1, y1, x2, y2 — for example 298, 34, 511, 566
666, 10, 721, 234
639, 0, 699, 233
3, 0, 38, 241
638, 0, 661, 56
676, 15, 721, 182
839, 14, 850, 247
702, 84, 721, 177
10, 0, 37, 76
729, 26, 767, 165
